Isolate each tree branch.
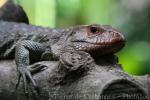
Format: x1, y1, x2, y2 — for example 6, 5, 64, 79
0, 59, 149, 100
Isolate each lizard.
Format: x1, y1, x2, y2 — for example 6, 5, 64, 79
0, 21, 125, 94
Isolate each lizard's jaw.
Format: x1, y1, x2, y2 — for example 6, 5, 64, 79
72, 36, 125, 56
71, 24, 125, 56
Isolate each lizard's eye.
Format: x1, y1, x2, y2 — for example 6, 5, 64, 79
86, 25, 105, 36
90, 26, 98, 34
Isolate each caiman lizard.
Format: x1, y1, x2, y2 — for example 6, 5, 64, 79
0, 21, 125, 93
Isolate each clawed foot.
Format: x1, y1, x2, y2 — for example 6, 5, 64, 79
15, 64, 48, 94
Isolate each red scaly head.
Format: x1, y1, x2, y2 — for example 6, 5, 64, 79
70, 24, 125, 56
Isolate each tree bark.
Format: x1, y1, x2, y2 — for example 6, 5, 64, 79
0, 59, 149, 100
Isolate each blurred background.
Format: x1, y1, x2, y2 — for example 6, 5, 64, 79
3, 0, 150, 75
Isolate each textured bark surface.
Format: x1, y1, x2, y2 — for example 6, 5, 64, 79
0, 60, 149, 100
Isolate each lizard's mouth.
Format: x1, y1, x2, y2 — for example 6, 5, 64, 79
72, 37, 125, 56
70, 24, 125, 56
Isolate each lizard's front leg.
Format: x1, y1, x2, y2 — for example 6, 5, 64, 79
60, 51, 94, 72
15, 40, 47, 94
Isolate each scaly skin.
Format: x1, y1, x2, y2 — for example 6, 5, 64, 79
70, 24, 125, 56
0, 21, 125, 94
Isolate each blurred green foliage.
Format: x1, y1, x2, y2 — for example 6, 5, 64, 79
15, 0, 56, 27
15, 0, 150, 75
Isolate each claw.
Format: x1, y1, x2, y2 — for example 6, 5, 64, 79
22, 71, 28, 94
29, 64, 48, 75
15, 67, 36, 94
15, 64, 47, 94
26, 70, 36, 87
15, 73, 21, 89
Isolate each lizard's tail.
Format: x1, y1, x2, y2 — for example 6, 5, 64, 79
0, 0, 29, 24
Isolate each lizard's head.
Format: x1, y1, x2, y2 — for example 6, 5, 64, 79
70, 24, 125, 56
